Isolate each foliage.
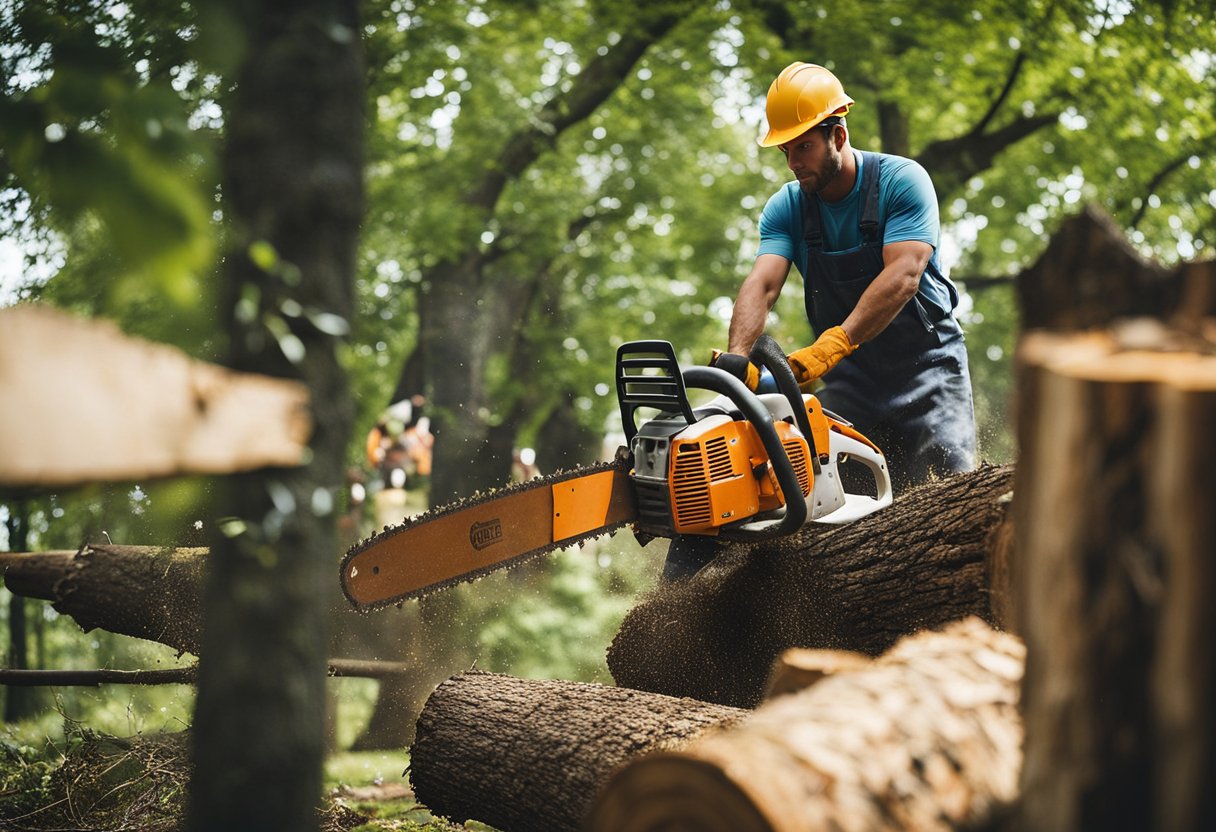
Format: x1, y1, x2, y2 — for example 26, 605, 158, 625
1, 4, 1214, 816
0, 0, 232, 349
458, 534, 661, 683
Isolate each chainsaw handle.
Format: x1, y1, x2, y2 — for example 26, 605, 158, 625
681, 366, 808, 541
747, 334, 819, 466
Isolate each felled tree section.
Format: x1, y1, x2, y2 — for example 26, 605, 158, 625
2, 544, 205, 655
0, 303, 309, 490
1013, 327, 1216, 831
408, 671, 745, 832
587, 618, 1024, 832
608, 464, 1014, 707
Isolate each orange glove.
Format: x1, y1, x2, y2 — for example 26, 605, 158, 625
709, 349, 760, 391
787, 326, 857, 386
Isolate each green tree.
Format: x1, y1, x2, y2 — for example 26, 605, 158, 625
351, 0, 1214, 498
186, 1, 363, 830
0, 0, 225, 340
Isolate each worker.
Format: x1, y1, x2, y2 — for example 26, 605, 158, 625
665, 62, 976, 581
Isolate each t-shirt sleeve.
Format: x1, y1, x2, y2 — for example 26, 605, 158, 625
755, 187, 798, 262
883, 160, 939, 249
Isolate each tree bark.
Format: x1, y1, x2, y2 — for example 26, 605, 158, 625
1012, 327, 1216, 832
2, 502, 40, 721
1015, 204, 1177, 331
587, 618, 1024, 832
187, 2, 362, 831
409, 670, 746, 832
608, 463, 1014, 707
2, 545, 206, 655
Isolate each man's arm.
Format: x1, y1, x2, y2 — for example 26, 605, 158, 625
839, 240, 931, 344
727, 253, 792, 354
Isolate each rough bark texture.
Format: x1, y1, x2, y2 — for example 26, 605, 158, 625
761, 647, 872, 701
608, 464, 1013, 707
187, 2, 362, 831
1012, 328, 1216, 832
588, 618, 1024, 832
1014, 204, 1216, 332
409, 671, 746, 832
2, 545, 206, 655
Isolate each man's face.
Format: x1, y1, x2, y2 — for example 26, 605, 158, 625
779, 125, 842, 196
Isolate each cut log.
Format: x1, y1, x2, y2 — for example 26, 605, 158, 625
608, 463, 1014, 707
409, 671, 746, 832
2, 544, 207, 655
761, 647, 871, 700
1012, 326, 1216, 832
587, 617, 1024, 832
0, 303, 310, 490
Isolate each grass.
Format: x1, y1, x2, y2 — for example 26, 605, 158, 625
0, 726, 498, 831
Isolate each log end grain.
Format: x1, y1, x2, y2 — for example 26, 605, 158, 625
586, 753, 772, 832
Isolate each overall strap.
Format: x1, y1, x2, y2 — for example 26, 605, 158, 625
801, 151, 884, 252
801, 187, 825, 251
858, 151, 882, 243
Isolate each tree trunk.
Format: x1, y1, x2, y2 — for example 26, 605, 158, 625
608, 463, 1014, 707
587, 618, 1024, 832
1015, 204, 1178, 331
2, 545, 206, 655
418, 7, 684, 503
3, 502, 40, 721
1012, 327, 1216, 832
187, 2, 362, 831
409, 670, 746, 832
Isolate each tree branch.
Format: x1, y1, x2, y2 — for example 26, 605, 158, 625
0, 659, 413, 687
1128, 146, 1209, 230
973, 50, 1027, 136
917, 111, 1060, 199
465, 10, 685, 213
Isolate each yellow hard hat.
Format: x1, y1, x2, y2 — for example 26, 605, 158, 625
760, 62, 854, 147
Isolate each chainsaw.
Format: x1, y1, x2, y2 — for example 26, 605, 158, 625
341, 335, 892, 610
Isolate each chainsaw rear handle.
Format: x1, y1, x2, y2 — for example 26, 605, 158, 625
681, 366, 808, 541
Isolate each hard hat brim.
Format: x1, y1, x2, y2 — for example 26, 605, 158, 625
759, 102, 853, 148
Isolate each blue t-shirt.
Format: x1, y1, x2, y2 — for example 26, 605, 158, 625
756, 151, 955, 316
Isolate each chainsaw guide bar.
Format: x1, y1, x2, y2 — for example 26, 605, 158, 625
340, 457, 636, 610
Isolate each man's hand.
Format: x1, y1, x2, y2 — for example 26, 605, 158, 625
787, 326, 857, 385
709, 349, 760, 391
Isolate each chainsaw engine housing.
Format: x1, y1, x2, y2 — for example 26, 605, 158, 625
629, 409, 812, 538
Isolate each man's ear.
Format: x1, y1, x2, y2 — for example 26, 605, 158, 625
832, 122, 848, 150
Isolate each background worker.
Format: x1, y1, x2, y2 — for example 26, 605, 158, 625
667, 61, 976, 580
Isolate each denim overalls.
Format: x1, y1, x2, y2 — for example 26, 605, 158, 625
804, 151, 976, 495
661, 153, 977, 582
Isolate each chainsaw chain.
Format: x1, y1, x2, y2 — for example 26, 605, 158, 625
339, 456, 633, 610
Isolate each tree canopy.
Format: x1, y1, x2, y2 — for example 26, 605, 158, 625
4, 0, 1213, 485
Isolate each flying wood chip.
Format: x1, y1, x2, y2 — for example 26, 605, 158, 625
0, 303, 311, 489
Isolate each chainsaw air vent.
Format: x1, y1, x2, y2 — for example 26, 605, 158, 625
705, 436, 734, 482
783, 438, 813, 496
671, 444, 712, 527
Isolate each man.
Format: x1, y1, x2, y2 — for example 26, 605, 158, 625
664, 62, 976, 581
